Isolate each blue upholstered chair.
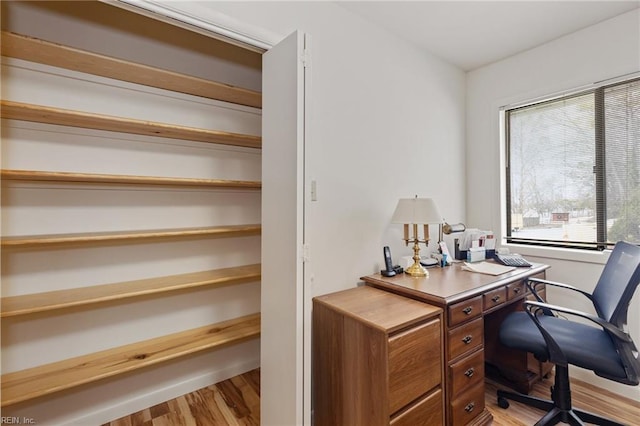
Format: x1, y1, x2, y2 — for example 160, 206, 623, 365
497, 241, 640, 426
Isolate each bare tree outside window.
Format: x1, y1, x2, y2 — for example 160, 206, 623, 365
605, 81, 640, 243
505, 78, 640, 250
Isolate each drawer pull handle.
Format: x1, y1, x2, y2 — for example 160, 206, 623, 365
462, 335, 473, 344
513, 287, 521, 294
464, 368, 475, 377
492, 295, 501, 303
462, 306, 473, 315
465, 402, 475, 413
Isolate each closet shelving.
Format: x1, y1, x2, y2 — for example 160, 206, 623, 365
1, 313, 261, 407
0, 100, 262, 149
0, 169, 262, 189
1, 264, 262, 318
0, 28, 263, 407
0, 31, 262, 108
0, 224, 262, 249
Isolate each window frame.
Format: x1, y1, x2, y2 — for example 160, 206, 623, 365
502, 74, 640, 252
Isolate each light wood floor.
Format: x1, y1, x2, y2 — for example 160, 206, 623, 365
102, 369, 260, 426
105, 368, 640, 425
485, 374, 640, 425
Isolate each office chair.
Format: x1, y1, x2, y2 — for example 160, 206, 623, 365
496, 241, 640, 426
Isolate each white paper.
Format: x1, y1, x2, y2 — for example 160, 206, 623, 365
461, 261, 515, 276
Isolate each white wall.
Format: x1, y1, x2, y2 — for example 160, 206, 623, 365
201, 0, 466, 297
467, 9, 640, 400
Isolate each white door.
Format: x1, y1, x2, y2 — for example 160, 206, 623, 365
262, 30, 310, 426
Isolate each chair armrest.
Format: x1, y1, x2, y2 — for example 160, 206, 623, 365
524, 300, 633, 343
522, 300, 567, 365
527, 277, 594, 300
526, 278, 595, 315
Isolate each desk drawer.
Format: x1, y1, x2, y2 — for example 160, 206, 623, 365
449, 295, 482, 326
448, 317, 483, 361
390, 388, 443, 426
449, 348, 484, 395
450, 381, 485, 426
389, 318, 442, 415
507, 281, 526, 300
483, 287, 506, 311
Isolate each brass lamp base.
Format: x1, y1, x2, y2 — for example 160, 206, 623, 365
405, 260, 428, 277
401, 224, 431, 277
405, 237, 429, 277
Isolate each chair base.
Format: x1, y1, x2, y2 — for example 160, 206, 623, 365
496, 366, 625, 426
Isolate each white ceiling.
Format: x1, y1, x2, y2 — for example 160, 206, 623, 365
338, 1, 640, 71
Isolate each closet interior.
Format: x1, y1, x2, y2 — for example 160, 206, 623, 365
1, 1, 263, 422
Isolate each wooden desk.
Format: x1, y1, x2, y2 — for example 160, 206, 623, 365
361, 262, 550, 426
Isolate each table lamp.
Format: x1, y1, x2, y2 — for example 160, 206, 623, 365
392, 196, 442, 277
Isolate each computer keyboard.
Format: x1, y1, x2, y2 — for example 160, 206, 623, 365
494, 254, 532, 267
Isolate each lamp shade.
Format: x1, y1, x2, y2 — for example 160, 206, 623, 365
391, 197, 442, 224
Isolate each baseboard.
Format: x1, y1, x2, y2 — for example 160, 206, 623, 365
61, 359, 260, 426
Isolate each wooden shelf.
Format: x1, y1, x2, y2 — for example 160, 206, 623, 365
0, 101, 262, 149
1, 31, 262, 108
1, 169, 262, 189
1, 224, 262, 249
0, 313, 261, 407
1, 264, 261, 318
0, 22, 263, 410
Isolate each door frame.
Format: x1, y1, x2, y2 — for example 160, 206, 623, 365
108, 0, 278, 51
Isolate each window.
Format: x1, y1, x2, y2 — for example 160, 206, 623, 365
504, 77, 640, 250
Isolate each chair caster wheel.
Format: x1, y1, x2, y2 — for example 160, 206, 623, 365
497, 396, 510, 409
